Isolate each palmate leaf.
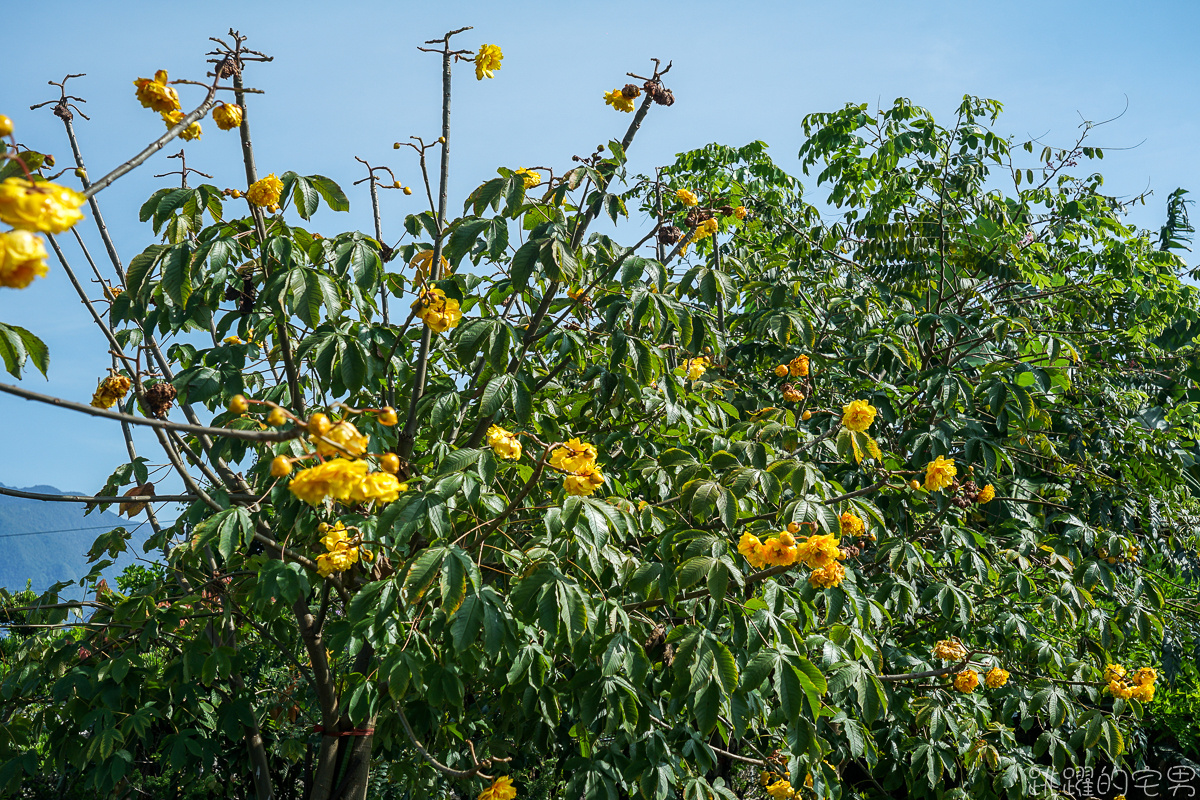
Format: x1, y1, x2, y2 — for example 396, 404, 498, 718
0, 322, 48, 378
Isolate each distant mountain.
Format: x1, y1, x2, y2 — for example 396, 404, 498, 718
0, 483, 149, 599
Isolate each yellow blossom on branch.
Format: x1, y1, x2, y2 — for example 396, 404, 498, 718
841, 399, 876, 432
486, 425, 523, 460
348, 472, 403, 505
247, 173, 284, 208
604, 89, 635, 113
924, 455, 957, 492
160, 110, 202, 141
985, 667, 1009, 688
213, 102, 244, 131
738, 532, 767, 569
563, 464, 605, 496
0, 178, 85, 234
90, 374, 132, 410
514, 168, 541, 188
839, 512, 864, 538
549, 438, 598, 473
412, 286, 463, 333
766, 779, 795, 800
475, 44, 503, 81
288, 458, 370, 506
953, 668, 980, 693
795, 532, 841, 569
133, 70, 181, 113
976, 484, 995, 503
734, 205, 748, 219
478, 776, 517, 800
312, 419, 369, 459
932, 639, 968, 660
808, 560, 846, 588
0, 230, 50, 289
788, 355, 810, 377
684, 356, 709, 380
675, 188, 698, 207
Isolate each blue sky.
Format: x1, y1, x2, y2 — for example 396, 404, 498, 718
2, 0, 1197, 498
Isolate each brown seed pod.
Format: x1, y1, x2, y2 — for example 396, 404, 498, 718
657, 225, 683, 245
143, 381, 178, 420
621, 83, 641, 99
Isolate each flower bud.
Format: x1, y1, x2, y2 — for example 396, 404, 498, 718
378, 406, 398, 426
228, 394, 249, 414
267, 407, 286, 427
403, 187, 413, 195
0, 115, 13, 137
380, 453, 400, 474
270, 456, 292, 477
308, 413, 332, 436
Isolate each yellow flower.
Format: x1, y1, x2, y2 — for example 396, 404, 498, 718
766, 779, 795, 800
90, 374, 132, 410
841, 399, 876, 433
0, 229, 49, 289
734, 205, 748, 220
550, 438, 599, 473
953, 668, 980, 693
412, 286, 463, 333
311, 420, 369, 459
160, 110, 202, 141
213, 102, 244, 131
1131, 667, 1157, 686
288, 458, 370, 505
563, 464, 605, 496
685, 356, 709, 380
795, 533, 841, 569
1103, 663, 1126, 681
224, 336, 244, 345
0, 178, 85, 233
788, 355, 810, 377
675, 188, 699, 207
783, 387, 804, 403
486, 425, 523, 460
478, 776, 517, 800
604, 89, 635, 113
738, 532, 767, 569
933, 639, 968, 660
1130, 682, 1155, 702
693, 218, 719, 241
808, 560, 846, 588
839, 512, 864, 538
773, 364, 788, 377
247, 173, 284, 208
924, 455, 957, 492
1107, 679, 1134, 700
760, 536, 799, 567
985, 667, 1009, 688
976, 484, 995, 503
349, 472, 403, 505
133, 70, 180, 113
475, 44, 503, 81
410, 249, 451, 281
319, 522, 349, 551
514, 168, 541, 189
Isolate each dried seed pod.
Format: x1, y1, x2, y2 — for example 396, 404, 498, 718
657, 225, 682, 245
621, 83, 641, 99
143, 381, 178, 420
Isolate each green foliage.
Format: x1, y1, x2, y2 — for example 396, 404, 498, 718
4, 77, 1200, 800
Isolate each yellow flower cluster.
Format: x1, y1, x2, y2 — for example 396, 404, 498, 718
133, 70, 180, 113
312, 420, 369, 459
213, 102, 244, 131
841, 399, 876, 433
676, 188, 699, 207
734, 205, 748, 219
976, 484, 995, 503
551, 438, 604, 496
478, 776, 517, 800
247, 173, 284, 208
161, 110, 202, 141
783, 387, 804, 403
514, 168, 541, 189
604, 89, 635, 113
410, 249, 450, 281
809, 561, 846, 588
954, 668, 980, 693
684, 356, 709, 380
694, 218, 719, 240
348, 472, 403, 505
315, 522, 366, 578
288, 456, 404, 508
1105, 664, 1157, 702
412, 286, 463, 333
932, 639, 968, 661
839, 512, 864, 538
486, 425, 522, 460
90, 374, 132, 410
0, 178, 85, 234
0, 229, 49, 289
765, 779, 795, 800
985, 667, 1009, 688
475, 44, 503, 81
925, 455, 957, 491
789, 355, 810, 377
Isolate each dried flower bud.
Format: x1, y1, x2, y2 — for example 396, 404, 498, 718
621, 83, 641, 99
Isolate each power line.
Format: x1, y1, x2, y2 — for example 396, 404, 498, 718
0, 520, 176, 539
